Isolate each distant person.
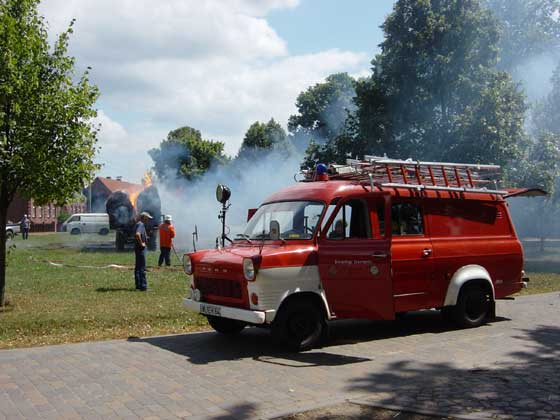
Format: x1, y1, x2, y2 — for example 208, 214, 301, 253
158, 214, 176, 267
134, 211, 152, 291
20, 214, 31, 240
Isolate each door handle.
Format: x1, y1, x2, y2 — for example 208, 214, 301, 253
371, 252, 388, 258
422, 248, 432, 257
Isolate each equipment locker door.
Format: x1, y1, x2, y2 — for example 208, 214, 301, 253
317, 193, 394, 320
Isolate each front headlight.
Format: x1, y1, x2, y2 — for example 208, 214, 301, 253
243, 258, 255, 281
183, 255, 193, 275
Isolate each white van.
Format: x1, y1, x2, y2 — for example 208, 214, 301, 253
62, 213, 110, 235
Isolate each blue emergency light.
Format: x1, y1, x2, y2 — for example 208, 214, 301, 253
316, 163, 328, 174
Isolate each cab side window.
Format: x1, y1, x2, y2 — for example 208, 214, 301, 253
326, 199, 371, 240
391, 203, 424, 236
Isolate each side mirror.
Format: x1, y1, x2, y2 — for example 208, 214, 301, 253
216, 184, 231, 204
269, 220, 280, 240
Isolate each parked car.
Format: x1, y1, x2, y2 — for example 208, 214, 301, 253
61, 213, 110, 235
5, 222, 20, 240
182, 157, 537, 351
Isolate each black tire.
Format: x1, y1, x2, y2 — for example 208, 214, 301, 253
99, 228, 109, 235
452, 286, 491, 328
70, 228, 81, 235
207, 316, 246, 335
6, 230, 14, 240
115, 231, 125, 251
272, 299, 325, 351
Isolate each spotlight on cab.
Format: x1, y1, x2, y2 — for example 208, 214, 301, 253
216, 184, 231, 204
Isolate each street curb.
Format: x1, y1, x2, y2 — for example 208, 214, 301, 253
348, 398, 493, 420
264, 396, 495, 420
266, 397, 349, 419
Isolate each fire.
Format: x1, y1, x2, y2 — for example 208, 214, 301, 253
129, 191, 140, 207
142, 171, 152, 188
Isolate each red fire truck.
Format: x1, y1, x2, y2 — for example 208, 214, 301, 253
183, 157, 536, 351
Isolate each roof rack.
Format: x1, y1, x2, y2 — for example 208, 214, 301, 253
306, 156, 507, 195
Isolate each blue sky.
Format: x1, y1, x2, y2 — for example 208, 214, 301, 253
39, 0, 396, 181
269, 0, 395, 56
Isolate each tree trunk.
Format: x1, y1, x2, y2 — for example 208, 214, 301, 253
0, 189, 8, 307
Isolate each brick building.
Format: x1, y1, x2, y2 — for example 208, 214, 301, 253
6, 177, 143, 232
7, 196, 86, 232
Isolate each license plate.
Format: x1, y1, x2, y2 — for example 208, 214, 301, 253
200, 303, 221, 317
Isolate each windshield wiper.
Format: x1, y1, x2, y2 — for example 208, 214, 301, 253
234, 233, 253, 244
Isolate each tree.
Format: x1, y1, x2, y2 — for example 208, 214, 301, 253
289, 73, 356, 150
0, 0, 99, 306
149, 126, 227, 182
348, 0, 527, 166
483, 0, 560, 71
237, 118, 290, 160
532, 62, 560, 136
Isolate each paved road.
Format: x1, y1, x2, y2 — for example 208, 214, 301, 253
1, 293, 559, 420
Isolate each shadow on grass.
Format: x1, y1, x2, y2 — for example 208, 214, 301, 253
81, 244, 125, 253
96, 287, 136, 292
128, 310, 509, 366
345, 325, 560, 417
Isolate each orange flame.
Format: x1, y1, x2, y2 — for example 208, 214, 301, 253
129, 191, 140, 208
142, 172, 152, 188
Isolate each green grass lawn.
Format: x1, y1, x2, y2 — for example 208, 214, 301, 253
0, 233, 559, 349
1, 233, 207, 349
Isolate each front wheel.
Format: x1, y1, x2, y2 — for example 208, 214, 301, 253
99, 228, 109, 235
207, 316, 246, 335
451, 286, 490, 328
70, 228, 81, 235
272, 299, 325, 351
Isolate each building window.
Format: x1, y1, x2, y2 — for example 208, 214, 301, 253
37, 207, 42, 218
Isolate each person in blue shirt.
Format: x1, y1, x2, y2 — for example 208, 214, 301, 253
134, 212, 152, 291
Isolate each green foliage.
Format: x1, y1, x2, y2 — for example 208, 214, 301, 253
57, 211, 70, 225
0, 0, 99, 305
483, 0, 560, 71
533, 62, 560, 136
149, 125, 227, 182
289, 73, 356, 150
237, 118, 291, 160
0, 0, 99, 205
323, 0, 527, 167
507, 131, 560, 195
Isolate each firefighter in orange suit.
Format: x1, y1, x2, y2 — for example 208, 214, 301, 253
158, 215, 176, 267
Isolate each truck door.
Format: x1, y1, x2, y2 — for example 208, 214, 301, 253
390, 199, 435, 312
317, 193, 394, 320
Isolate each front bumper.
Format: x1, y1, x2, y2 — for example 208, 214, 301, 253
183, 298, 269, 325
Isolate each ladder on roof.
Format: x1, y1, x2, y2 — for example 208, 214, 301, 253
315, 155, 507, 195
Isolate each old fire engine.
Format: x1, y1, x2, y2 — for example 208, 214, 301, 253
183, 156, 536, 351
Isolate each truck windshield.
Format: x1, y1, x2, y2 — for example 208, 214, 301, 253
242, 201, 324, 240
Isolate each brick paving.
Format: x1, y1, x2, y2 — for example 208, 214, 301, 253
0, 293, 559, 420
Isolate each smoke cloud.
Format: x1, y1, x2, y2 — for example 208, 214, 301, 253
158, 149, 302, 251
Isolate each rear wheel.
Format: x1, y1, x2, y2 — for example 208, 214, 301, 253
70, 228, 81, 235
99, 228, 109, 235
272, 299, 325, 351
452, 286, 491, 328
207, 316, 246, 335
